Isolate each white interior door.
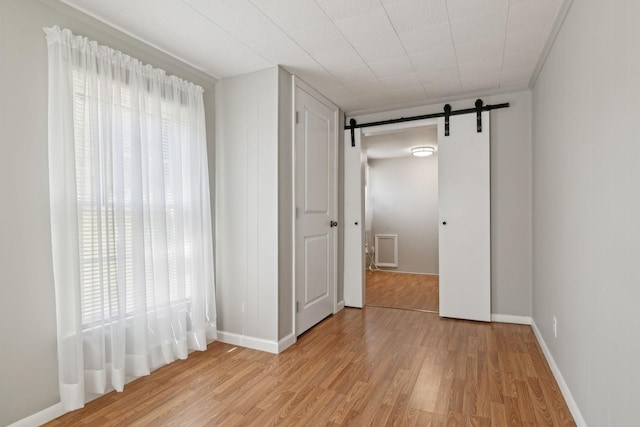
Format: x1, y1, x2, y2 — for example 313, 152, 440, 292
295, 84, 337, 336
343, 128, 365, 307
438, 112, 491, 322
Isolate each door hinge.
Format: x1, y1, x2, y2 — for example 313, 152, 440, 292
295, 111, 299, 124
296, 301, 299, 313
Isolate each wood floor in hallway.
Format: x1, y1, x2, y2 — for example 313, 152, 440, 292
367, 270, 439, 312
46, 307, 575, 426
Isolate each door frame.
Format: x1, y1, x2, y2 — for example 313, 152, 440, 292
343, 118, 438, 308
292, 76, 340, 338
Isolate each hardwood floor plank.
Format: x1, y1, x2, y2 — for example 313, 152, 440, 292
416, 410, 446, 426
487, 351, 504, 404
306, 389, 344, 427
539, 377, 578, 426
382, 368, 409, 407
366, 270, 439, 312
447, 378, 465, 414
526, 376, 555, 427
434, 350, 456, 415
44, 306, 575, 426
490, 402, 509, 427
504, 396, 524, 427
408, 348, 440, 412
127, 389, 198, 426
469, 415, 492, 427
327, 380, 368, 424
475, 351, 491, 418
462, 355, 478, 417
498, 349, 518, 398
386, 392, 411, 426
444, 410, 464, 426
515, 379, 537, 423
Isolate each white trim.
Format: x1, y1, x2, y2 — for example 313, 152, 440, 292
277, 333, 296, 353
374, 270, 439, 276
217, 331, 279, 354
332, 106, 340, 315
529, 0, 575, 88
293, 76, 339, 111
359, 118, 438, 136
531, 320, 587, 427
7, 402, 66, 427
335, 300, 345, 313
290, 75, 297, 348
491, 314, 532, 325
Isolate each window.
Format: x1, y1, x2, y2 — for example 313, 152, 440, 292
46, 26, 216, 410
71, 72, 195, 327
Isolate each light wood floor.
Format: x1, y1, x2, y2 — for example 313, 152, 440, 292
46, 308, 575, 426
367, 270, 439, 312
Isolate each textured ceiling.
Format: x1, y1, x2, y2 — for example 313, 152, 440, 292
61, 0, 564, 114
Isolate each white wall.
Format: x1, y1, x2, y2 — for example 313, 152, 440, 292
368, 156, 439, 274
532, 0, 640, 424
0, 1, 217, 425
353, 90, 532, 318
215, 68, 280, 347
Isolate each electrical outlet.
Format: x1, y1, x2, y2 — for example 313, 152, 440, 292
552, 316, 558, 338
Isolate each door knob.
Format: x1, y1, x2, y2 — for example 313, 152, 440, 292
330, 221, 338, 227
442, 221, 447, 225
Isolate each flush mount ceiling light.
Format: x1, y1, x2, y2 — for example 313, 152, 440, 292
411, 146, 435, 157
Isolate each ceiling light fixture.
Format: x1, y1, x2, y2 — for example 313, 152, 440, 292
411, 146, 435, 157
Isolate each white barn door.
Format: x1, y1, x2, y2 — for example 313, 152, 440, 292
343, 128, 365, 308
438, 112, 491, 322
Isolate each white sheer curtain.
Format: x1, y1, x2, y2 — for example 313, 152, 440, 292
45, 26, 216, 411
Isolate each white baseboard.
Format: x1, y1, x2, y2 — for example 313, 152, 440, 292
491, 314, 532, 325
335, 300, 345, 312
374, 270, 439, 276
531, 320, 587, 427
277, 333, 296, 353
216, 330, 280, 354
8, 402, 66, 427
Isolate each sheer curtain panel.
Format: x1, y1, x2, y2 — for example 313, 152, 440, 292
45, 26, 216, 411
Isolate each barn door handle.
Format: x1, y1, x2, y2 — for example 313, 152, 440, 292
330, 221, 338, 228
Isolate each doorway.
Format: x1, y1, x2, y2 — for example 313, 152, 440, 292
343, 111, 491, 322
362, 124, 440, 313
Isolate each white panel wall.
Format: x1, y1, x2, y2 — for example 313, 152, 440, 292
353, 90, 533, 318
532, 0, 640, 424
215, 68, 279, 345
